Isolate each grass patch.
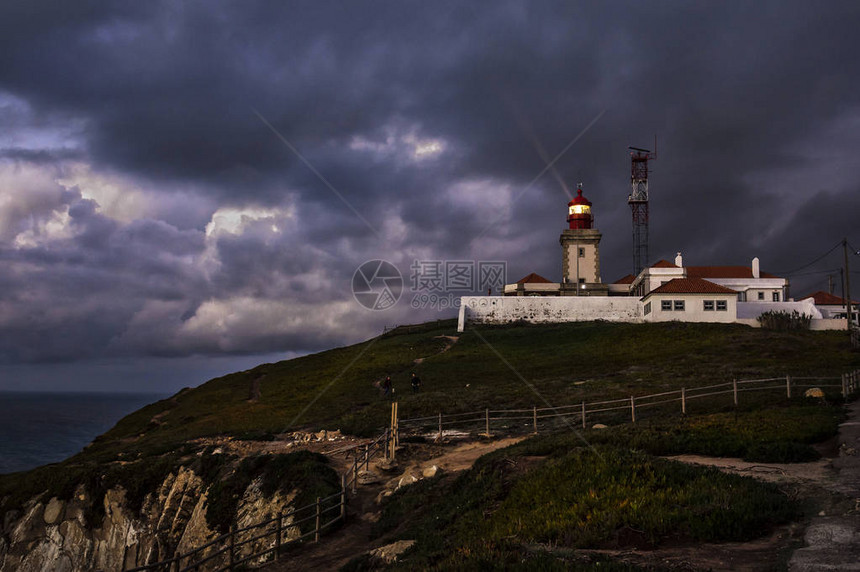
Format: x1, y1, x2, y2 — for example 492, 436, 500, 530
583, 401, 844, 462
374, 442, 798, 569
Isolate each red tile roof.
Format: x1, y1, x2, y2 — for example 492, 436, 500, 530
646, 278, 738, 296
800, 291, 857, 305
516, 272, 553, 284
651, 259, 679, 268
686, 266, 780, 279
613, 274, 635, 284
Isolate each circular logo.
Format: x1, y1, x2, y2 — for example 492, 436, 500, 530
352, 260, 403, 310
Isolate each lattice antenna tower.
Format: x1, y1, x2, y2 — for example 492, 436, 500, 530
628, 142, 655, 276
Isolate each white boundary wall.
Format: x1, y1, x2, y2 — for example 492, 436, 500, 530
737, 300, 822, 320
457, 296, 643, 332
457, 296, 845, 332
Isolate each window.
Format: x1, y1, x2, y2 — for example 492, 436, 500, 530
673, 300, 685, 311
757, 292, 765, 300
578, 247, 585, 258
578, 278, 585, 284
737, 291, 746, 302
704, 300, 715, 311
661, 300, 672, 311
644, 302, 651, 315
716, 300, 727, 311
772, 292, 780, 302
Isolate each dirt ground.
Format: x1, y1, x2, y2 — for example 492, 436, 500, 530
262, 436, 526, 571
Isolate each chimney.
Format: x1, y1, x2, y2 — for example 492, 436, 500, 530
675, 252, 683, 268
752, 257, 760, 279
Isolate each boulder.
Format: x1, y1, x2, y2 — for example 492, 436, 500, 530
370, 539, 416, 564
43, 498, 65, 525
357, 470, 382, 485
396, 472, 418, 490
804, 388, 825, 398
422, 465, 440, 478
592, 423, 608, 430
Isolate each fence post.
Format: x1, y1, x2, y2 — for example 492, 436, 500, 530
533, 406, 538, 434
314, 497, 321, 542
229, 524, 235, 571
364, 444, 369, 471
786, 375, 792, 398
681, 387, 686, 415
485, 408, 490, 437
438, 412, 442, 441
630, 396, 636, 423
843, 373, 848, 398
581, 401, 586, 429
733, 379, 738, 407
352, 456, 358, 494
394, 401, 400, 447
275, 511, 282, 560
340, 474, 346, 521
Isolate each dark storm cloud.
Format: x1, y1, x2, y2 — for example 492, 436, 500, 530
0, 1, 858, 387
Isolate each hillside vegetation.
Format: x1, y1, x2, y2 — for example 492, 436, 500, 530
75, 320, 860, 462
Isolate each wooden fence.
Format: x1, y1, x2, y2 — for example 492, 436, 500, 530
398, 371, 860, 438
125, 430, 391, 571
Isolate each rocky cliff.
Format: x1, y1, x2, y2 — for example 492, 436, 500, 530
0, 465, 299, 572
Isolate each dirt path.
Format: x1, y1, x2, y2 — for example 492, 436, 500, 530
413, 335, 459, 365
788, 398, 860, 571
263, 436, 523, 571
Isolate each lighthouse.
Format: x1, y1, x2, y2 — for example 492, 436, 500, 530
560, 184, 608, 296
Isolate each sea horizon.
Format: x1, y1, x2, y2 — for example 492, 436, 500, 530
0, 391, 169, 474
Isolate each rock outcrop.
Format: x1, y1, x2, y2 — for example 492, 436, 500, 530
0, 466, 299, 572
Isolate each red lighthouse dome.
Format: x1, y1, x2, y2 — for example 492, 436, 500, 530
567, 184, 593, 230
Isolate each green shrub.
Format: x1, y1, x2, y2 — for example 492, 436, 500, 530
376, 444, 797, 569
758, 310, 811, 330
583, 403, 841, 463
744, 441, 820, 463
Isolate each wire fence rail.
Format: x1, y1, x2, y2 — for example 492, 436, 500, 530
125, 430, 392, 572
123, 369, 860, 571
399, 370, 860, 438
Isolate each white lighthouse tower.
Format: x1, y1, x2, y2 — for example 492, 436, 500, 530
560, 184, 608, 296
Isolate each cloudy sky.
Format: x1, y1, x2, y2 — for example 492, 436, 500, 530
1, 1, 858, 393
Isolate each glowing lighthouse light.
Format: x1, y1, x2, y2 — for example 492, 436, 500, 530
567, 183, 593, 230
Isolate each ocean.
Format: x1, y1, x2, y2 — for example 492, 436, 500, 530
0, 392, 167, 474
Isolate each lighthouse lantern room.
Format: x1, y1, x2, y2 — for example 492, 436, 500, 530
567, 184, 593, 229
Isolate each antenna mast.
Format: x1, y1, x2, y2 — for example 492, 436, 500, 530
628, 142, 655, 276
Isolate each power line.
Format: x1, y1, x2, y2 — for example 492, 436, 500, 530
775, 240, 843, 276
787, 268, 841, 278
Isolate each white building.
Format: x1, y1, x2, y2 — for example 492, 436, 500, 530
463, 183, 845, 332
799, 291, 858, 322
641, 278, 738, 323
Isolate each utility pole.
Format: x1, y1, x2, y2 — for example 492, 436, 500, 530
845, 239, 855, 330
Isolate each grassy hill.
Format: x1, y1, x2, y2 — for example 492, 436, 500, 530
79, 320, 859, 462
